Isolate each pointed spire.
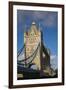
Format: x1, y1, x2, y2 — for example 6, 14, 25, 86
32, 21, 36, 25
24, 24, 26, 32
39, 23, 41, 31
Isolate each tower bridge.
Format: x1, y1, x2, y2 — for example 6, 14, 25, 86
17, 22, 56, 79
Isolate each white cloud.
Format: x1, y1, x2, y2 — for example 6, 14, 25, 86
50, 54, 58, 70
50, 54, 57, 60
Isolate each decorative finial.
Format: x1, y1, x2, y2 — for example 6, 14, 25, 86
32, 21, 36, 25
39, 23, 41, 31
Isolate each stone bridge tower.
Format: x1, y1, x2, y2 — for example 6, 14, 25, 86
24, 22, 42, 70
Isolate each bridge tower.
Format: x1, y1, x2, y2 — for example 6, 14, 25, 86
24, 22, 42, 70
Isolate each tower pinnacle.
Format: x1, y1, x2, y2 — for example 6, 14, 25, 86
32, 21, 36, 25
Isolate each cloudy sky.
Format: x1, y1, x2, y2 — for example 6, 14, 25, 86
17, 10, 58, 70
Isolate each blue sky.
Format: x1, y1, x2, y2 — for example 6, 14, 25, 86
17, 10, 58, 70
